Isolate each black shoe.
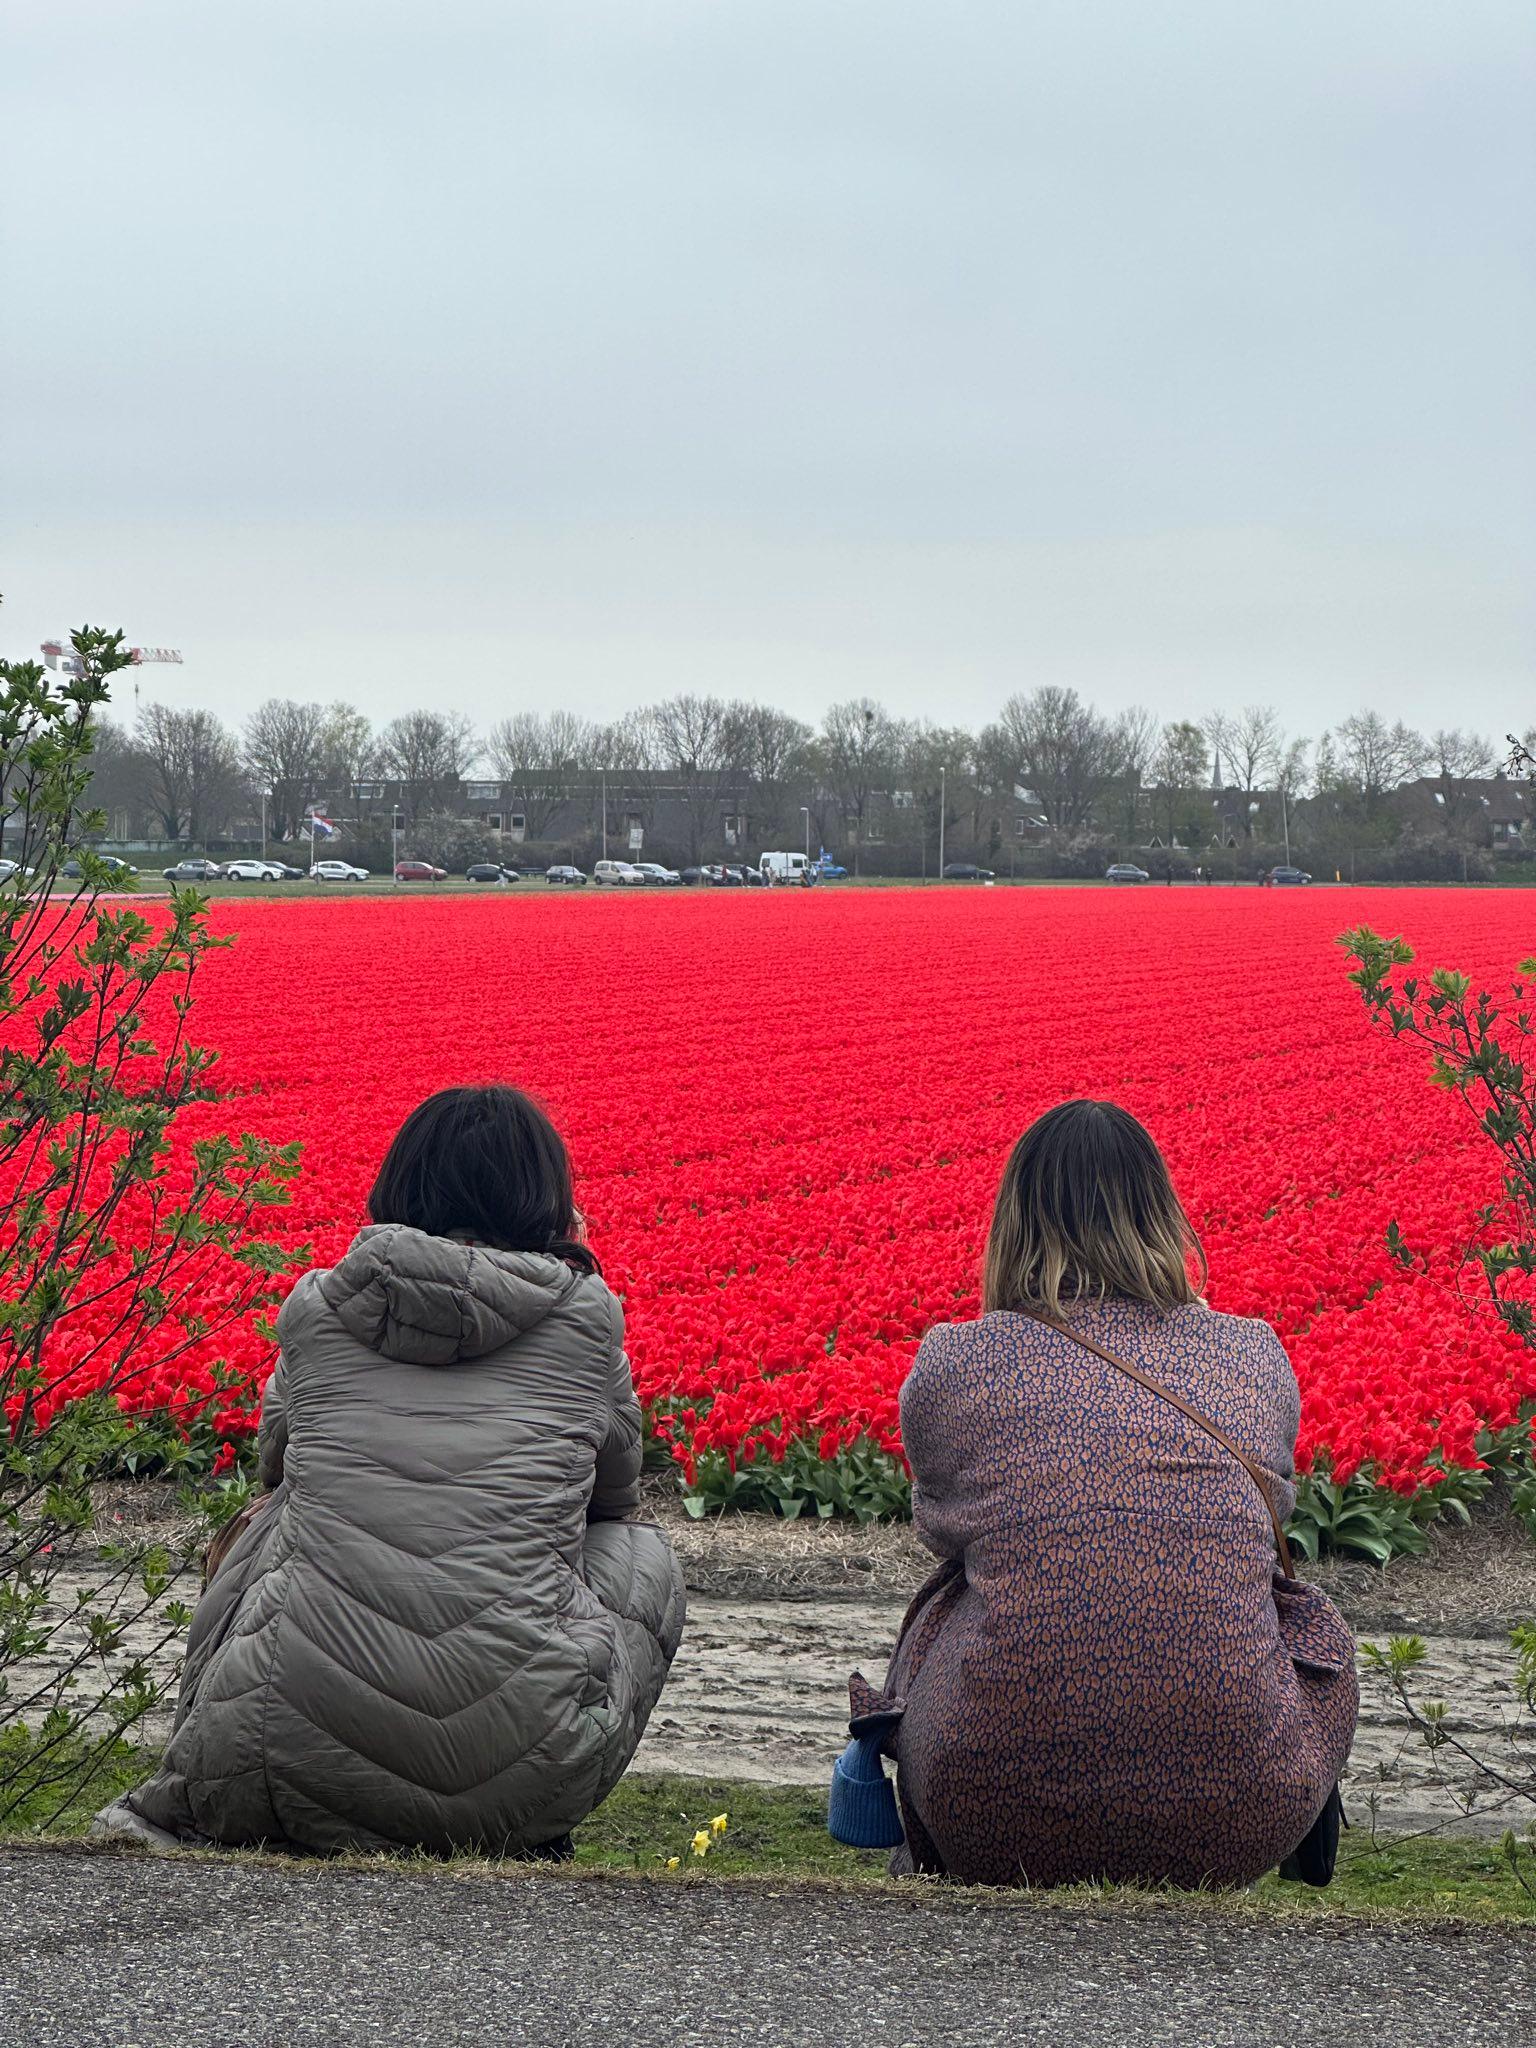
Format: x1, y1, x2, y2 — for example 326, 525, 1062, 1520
524, 1832, 575, 1864
1278, 1783, 1345, 1887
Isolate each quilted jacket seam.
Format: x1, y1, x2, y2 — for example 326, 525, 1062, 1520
277, 1596, 573, 1725
274, 1646, 570, 1789
293, 1541, 560, 1643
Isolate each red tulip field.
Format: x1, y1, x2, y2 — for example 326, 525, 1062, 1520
30, 886, 1536, 1539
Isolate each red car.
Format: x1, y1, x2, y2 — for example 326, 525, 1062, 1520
394, 860, 447, 882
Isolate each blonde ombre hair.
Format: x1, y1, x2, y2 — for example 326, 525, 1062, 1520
982, 1100, 1206, 1319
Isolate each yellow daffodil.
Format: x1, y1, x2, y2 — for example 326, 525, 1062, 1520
710, 1813, 729, 1836
691, 1829, 711, 1857
666, 1855, 680, 1870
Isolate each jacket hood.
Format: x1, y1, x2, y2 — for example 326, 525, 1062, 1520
302, 1223, 585, 1365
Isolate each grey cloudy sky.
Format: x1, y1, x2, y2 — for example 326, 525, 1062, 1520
4, 0, 1533, 744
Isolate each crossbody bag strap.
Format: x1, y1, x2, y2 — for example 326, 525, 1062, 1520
1032, 1315, 1295, 1581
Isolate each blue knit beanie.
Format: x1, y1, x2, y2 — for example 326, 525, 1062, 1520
828, 1734, 905, 1849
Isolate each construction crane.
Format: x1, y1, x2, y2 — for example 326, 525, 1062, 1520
41, 640, 183, 711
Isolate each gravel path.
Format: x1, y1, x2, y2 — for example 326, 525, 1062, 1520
3, 1848, 1533, 2048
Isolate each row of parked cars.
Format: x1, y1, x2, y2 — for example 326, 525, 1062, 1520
1105, 863, 1314, 885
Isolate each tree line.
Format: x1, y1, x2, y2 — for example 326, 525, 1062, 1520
87, 688, 1514, 858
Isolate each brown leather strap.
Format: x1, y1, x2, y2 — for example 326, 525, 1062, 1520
1030, 1315, 1295, 1580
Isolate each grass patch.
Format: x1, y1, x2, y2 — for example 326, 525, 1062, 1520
5, 1749, 1534, 1924
576, 1773, 885, 1880
581, 1779, 1536, 1921
0, 1728, 148, 1837
1253, 1833, 1536, 1923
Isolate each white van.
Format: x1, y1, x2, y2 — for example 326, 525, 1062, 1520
593, 860, 645, 887
759, 851, 814, 884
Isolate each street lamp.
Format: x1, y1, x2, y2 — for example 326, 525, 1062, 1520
800, 805, 810, 860
938, 765, 946, 880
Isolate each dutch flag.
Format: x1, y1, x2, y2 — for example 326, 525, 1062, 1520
306, 813, 339, 841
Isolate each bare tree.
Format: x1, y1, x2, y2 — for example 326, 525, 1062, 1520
1427, 727, 1499, 841
316, 703, 374, 794
592, 712, 660, 772
1149, 721, 1210, 849
898, 722, 975, 869
817, 698, 901, 873
1429, 728, 1497, 781
243, 698, 328, 842
1204, 705, 1281, 799
734, 702, 812, 834
375, 710, 478, 823
134, 703, 246, 844
484, 711, 600, 838
1105, 706, 1161, 840
79, 716, 145, 838
645, 695, 749, 863
980, 687, 1117, 837
1331, 711, 1430, 819
1276, 734, 1311, 799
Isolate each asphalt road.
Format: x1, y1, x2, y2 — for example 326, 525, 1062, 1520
3, 1848, 1532, 2048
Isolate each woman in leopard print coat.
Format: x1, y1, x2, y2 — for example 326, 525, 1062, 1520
863, 1099, 1357, 1888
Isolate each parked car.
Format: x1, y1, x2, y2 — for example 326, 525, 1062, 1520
223, 858, 286, 881
310, 860, 370, 881
465, 862, 519, 883
1262, 866, 1312, 887
546, 864, 588, 887
394, 860, 447, 882
163, 858, 225, 882
0, 859, 32, 885
727, 864, 768, 888
1105, 863, 1150, 884
272, 862, 307, 880
813, 859, 849, 880
941, 862, 995, 881
631, 862, 682, 886
680, 866, 711, 886
704, 864, 743, 887
62, 853, 138, 878
593, 860, 645, 887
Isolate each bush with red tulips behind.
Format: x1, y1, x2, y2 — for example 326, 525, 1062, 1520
0, 627, 300, 1824
36, 881, 1536, 1563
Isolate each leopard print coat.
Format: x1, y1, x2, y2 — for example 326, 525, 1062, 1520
871, 1300, 1357, 1887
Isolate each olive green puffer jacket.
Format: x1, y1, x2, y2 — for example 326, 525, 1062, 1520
122, 1225, 686, 1854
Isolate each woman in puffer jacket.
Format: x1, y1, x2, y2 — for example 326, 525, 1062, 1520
108, 1085, 686, 1857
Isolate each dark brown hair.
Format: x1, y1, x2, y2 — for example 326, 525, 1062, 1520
368, 1084, 598, 1274
982, 1099, 1204, 1318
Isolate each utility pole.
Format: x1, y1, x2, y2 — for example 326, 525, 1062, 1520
601, 768, 608, 860
938, 764, 946, 880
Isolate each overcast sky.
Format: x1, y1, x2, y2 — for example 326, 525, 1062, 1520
4, 1, 1533, 747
